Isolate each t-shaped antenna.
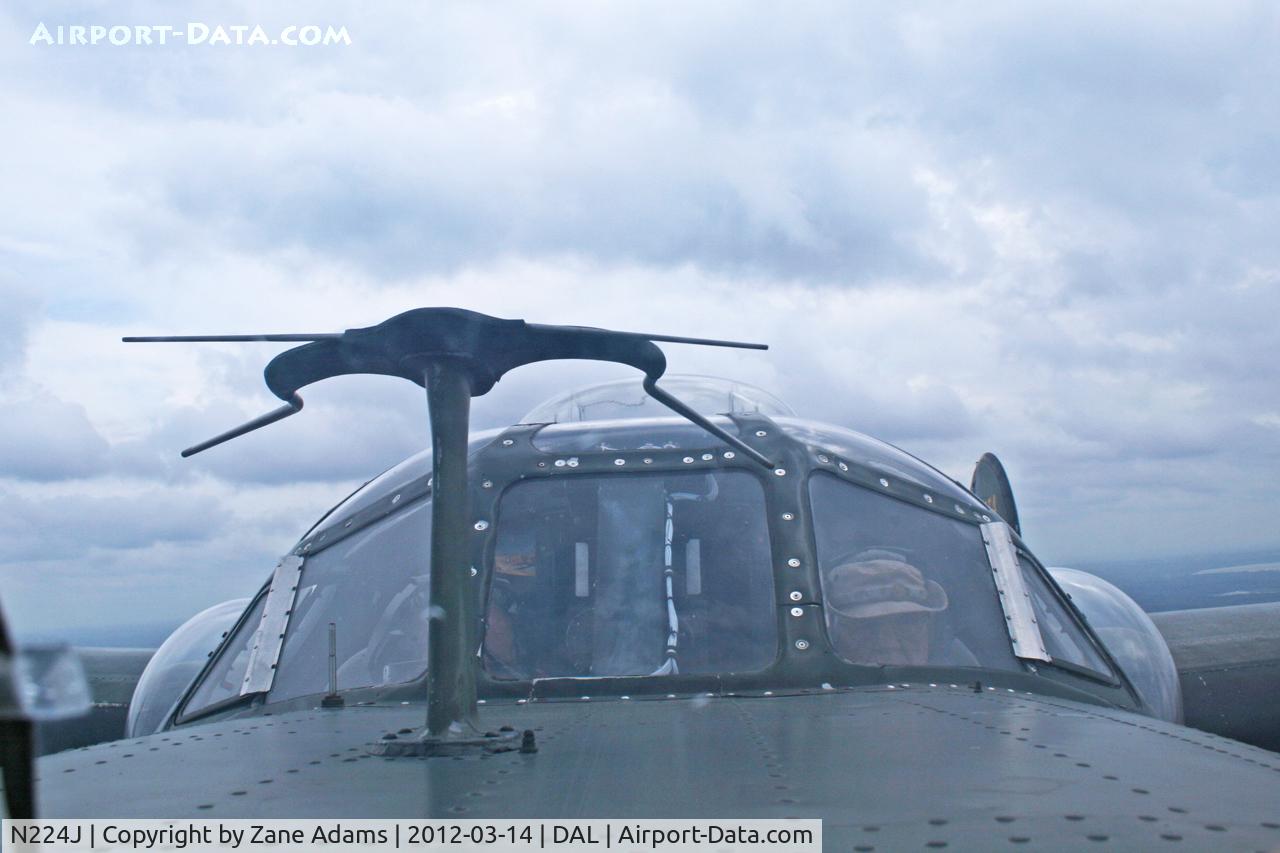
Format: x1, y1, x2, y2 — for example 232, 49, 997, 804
126, 308, 772, 747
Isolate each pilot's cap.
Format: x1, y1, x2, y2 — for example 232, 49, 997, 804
826, 556, 948, 619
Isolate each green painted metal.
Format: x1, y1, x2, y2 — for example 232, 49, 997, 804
424, 361, 479, 736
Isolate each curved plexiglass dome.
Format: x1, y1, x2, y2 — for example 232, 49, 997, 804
1049, 567, 1183, 723
522, 375, 794, 424
126, 598, 250, 737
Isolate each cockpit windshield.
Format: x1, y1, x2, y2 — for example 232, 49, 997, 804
483, 471, 777, 679
809, 472, 1020, 671
270, 497, 433, 704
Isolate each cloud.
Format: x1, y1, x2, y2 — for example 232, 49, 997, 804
0, 393, 112, 480
2, 1, 1280, 639
0, 487, 230, 562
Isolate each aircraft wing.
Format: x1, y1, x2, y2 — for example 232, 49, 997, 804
36, 647, 153, 755
35, 688, 1280, 848
1149, 601, 1280, 752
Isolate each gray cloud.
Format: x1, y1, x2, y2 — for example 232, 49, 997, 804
0, 488, 230, 562
2, 1, 1280, 637
0, 394, 111, 480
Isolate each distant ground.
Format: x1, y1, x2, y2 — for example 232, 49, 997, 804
20, 621, 182, 649
1066, 547, 1280, 613
14, 548, 1280, 649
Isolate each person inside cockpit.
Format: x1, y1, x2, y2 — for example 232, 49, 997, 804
824, 552, 951, 666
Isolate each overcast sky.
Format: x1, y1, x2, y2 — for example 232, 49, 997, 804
3, 2, 1279, 637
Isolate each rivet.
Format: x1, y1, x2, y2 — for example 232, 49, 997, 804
554, 459, 566, 467
537, 461, 546, 468
782, 512, 794, 521
787, 558, 801, 568
789, 591, 803, 601
469, 567, 478, 577
482, 480, 493, 489
502, 439, 514, 446
701, 453, 714, 461
817, 454, 830, 464
790, 607, 804, 617
923, 494, 934, 504
879, 478, 889, 487
774, 468, 786, 477
643, 458, 653, 464
982, 515, 991, 522
954, 504, 964, 514
343, 520, 353, 528
567, 458, 579, 467
391, 494, 401, 505
838, 461, 849, 472
474, 520, 489, 531
723, 451, 735, 459
614, 458, 626, 466
683, 456, 695, 464
794, 639, 810, 651
756, 430, 768, 437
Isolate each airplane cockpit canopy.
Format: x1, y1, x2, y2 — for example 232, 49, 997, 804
143, 378, 1162, 736
523, 375, 795, 424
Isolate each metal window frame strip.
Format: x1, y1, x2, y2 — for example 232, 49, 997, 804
981, 521, 1051, 663
240, 555, 305, 695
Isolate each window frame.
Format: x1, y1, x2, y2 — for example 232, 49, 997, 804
174, 583, 270, 726
478, 467, 783, 682
1015, 547, 1123, 687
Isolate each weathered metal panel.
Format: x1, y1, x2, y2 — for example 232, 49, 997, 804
240, 556, 304, 695
982, 522, 1051, 663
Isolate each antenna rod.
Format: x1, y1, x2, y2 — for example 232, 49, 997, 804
123, 334, 341, 342
525, 323, 767, 351
643, 378, 774, 469
625, 332, 767, 350
327, 622, 338, 695
180, 394, 304, 457
424, 362, 479, 736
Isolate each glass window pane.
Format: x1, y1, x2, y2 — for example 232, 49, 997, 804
1019, 558, 1111, 676
183, 594, 267, 717
809, 472, 1019, 670
484, 471, 776, 679
269, 497, 432, 703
